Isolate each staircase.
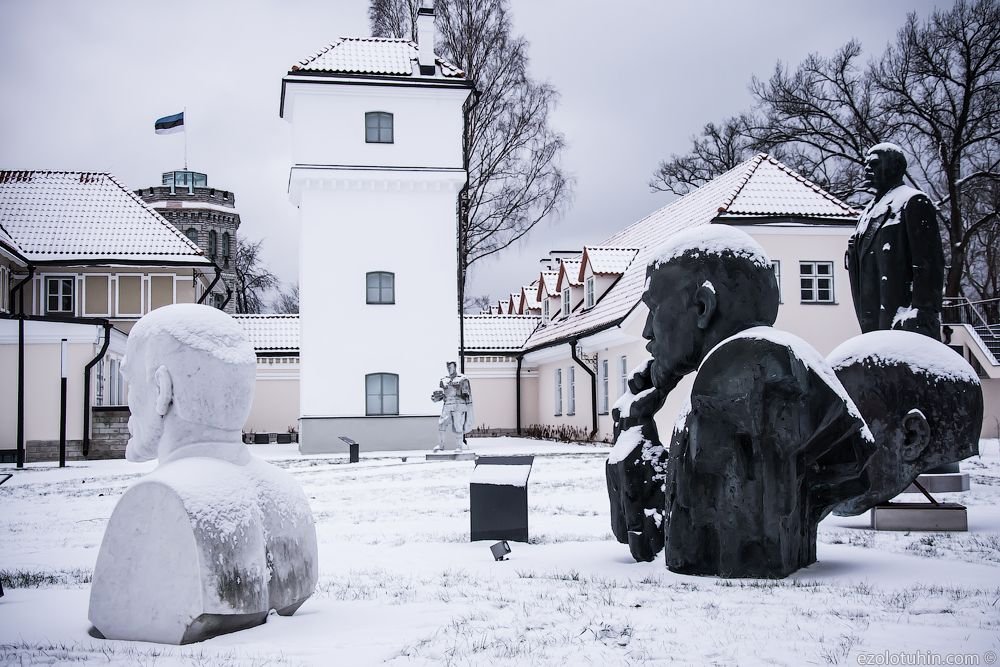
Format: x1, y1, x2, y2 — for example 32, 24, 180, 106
943, 297, 1000, 365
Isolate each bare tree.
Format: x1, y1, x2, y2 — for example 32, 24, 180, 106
371, 0, 570, 348
272, 282, 300, 314
232, 237, 279, 314
369, 0, 419, 41
649, 0, 1000, 298
463, 293, 492, 314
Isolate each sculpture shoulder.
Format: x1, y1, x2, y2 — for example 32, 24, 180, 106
697, 329, 798, 382
143, 458, 264, 534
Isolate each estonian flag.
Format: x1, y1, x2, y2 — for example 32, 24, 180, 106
154, 112, 184, 135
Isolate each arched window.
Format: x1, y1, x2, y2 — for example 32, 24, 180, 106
208, 230, 217, 259
222, 232, 231, 268
365, 373, 399, 415
185, 228, 198, 245
366, 271, 395, 304
365, 112, 394, 144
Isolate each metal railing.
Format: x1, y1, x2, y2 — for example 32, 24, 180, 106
942, 297, 1000, 334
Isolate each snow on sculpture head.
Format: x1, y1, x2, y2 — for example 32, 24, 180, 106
827, 330, 982, 515
864, 143, 907, 195
642, 225, 779, 390
122, 304, 257, 462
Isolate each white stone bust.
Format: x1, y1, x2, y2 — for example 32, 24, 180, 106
89, 304, 318, 645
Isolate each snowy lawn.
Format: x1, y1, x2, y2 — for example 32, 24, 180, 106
2, 437, 999, 666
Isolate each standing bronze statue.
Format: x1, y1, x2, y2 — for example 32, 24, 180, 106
846, 143, 945, 340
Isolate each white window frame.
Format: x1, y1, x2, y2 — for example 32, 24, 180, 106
115, 273, 145, 317
772, 260, 782, 303
585, 275, 595, 308
567, 366, 576, 416
45, 275, 76, 315
799, 261, 835, 304
0, 265, 9, 313
365, 372, 400, 416
554, 368, 563, 416
365, 111, 394, 144
542, 298, 550, 323
599, 358, 609, 414
619, 355, 628, 396
366, 271, 395, 305
562, 287, 571, 318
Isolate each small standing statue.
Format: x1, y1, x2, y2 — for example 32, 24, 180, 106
88, 304, 318, 644
846, 143, 945, 340
431, 361, 474, 451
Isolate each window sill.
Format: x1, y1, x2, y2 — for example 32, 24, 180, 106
366, 302, 396, 305
799, 301, 839, 306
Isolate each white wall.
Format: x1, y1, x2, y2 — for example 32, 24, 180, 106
285, 83, 469, 169
287, 77, 471, 426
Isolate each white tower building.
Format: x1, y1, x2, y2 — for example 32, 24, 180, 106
280, 4, 473, 451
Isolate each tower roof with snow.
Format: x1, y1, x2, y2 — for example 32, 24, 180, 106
288, 37, 466, 81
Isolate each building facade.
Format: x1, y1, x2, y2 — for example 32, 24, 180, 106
136, 169, 240, 312
463, 154, 1000, 441
0, 170, 214, 463
280, 7, 474, 452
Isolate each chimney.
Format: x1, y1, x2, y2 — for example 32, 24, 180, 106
416, 1, 436, 75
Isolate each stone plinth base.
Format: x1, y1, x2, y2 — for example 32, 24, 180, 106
426, 451, 476, 462
299, 416, 438, 453
902, 472, 970, 494
870, 503, 968, 531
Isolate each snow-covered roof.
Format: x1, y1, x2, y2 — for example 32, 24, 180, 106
290, 37, 465, 79
555, 259, 582, 291
463, 315, 540, 352
523, 154, 856, 350
520, 284, 541, 311
537, 271, 559, 300
579, 246, 638, 279
232, 314, 301, 354
0, 171, 209, 264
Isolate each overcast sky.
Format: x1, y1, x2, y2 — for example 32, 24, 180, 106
0, 0, 946, 306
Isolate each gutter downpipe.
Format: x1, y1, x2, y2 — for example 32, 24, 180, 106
515, 354, 523, 435
197, 263, 223, 305
569, 339, 598, 439
13, 265, 35, 469
82, 322, 113, 457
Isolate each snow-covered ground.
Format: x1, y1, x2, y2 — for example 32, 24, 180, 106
2, 437, 999, 666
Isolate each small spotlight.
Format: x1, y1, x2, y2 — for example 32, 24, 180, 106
490, 540, 511, 561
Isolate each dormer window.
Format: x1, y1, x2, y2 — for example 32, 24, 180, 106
585, 276, 595, 308
542, 298, 550, 323
365, 112, 394, 144
561, 287, 571, 318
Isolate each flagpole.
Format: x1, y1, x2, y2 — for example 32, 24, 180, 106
183, 106, 188, 170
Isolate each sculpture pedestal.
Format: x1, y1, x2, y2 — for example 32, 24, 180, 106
901, 472, 970, 494
870, 502, 968, 531
426, 451, 476, 462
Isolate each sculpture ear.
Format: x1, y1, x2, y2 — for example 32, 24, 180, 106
153, 365, 173, 417
694, 284, 717, 330
900, 409, 930, 462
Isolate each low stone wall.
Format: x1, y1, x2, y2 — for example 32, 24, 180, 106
89, 407, 130, 460
25, 407, 130, 462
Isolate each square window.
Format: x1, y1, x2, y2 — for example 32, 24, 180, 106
799, 261, 835, 303
365, 112, 394, 144
46, 276, 75, 314
367, 272, 395, 304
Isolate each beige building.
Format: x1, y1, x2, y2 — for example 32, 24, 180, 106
0, 170, 216, 464
463, 154, 1000, 441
